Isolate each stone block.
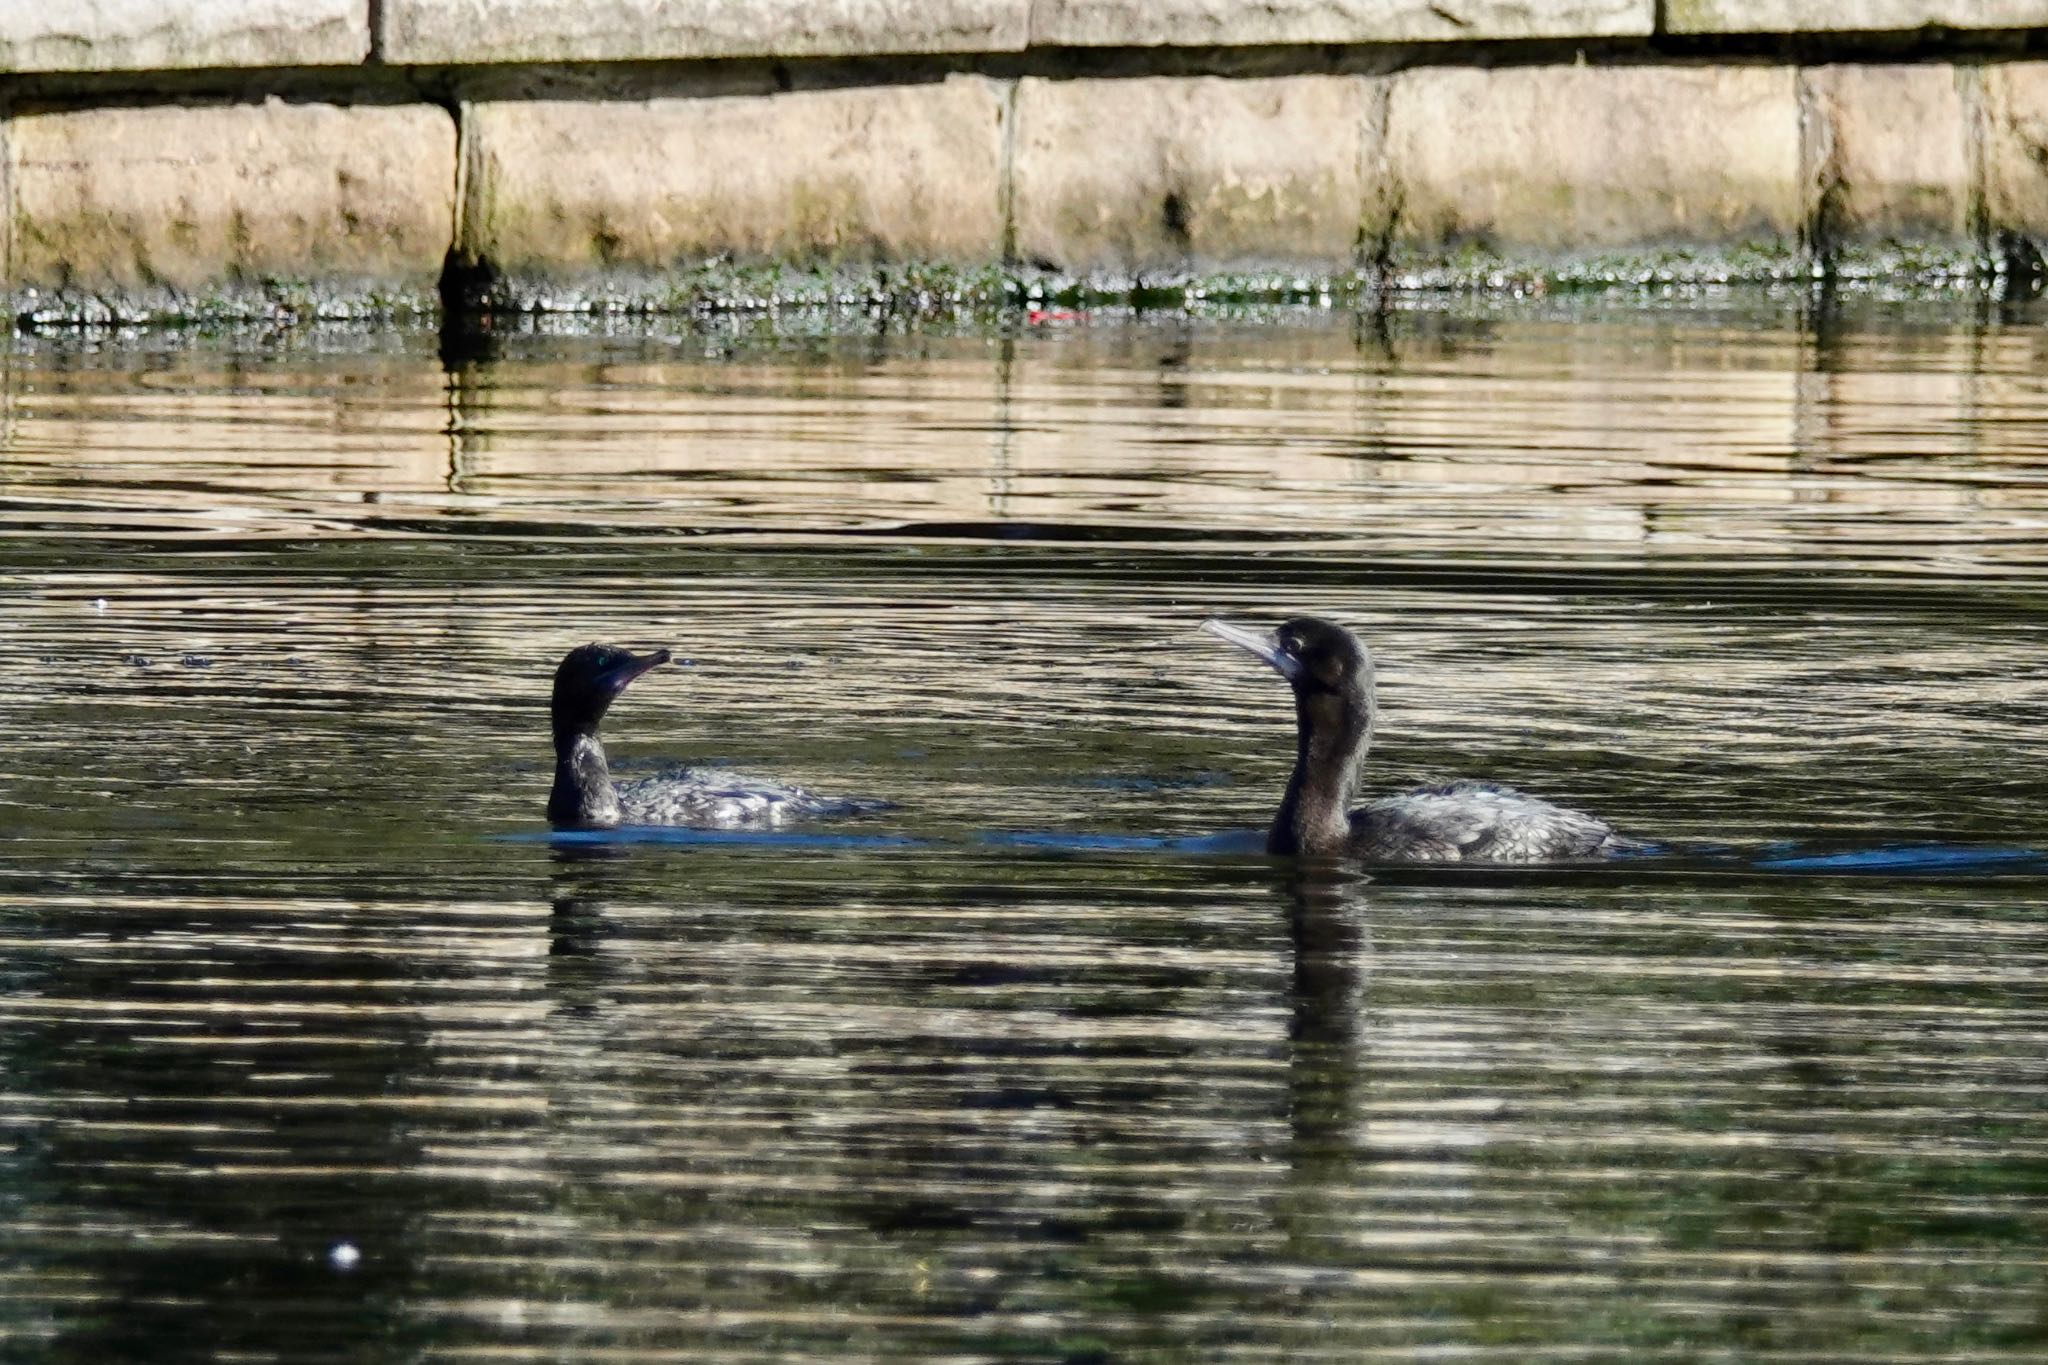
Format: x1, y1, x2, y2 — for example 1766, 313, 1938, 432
1010, 75, 1372, 275
1979, 63, 2048, 245
461, 76, 1006, 280
1032, 0, 1649, 46
1382, 65, 1802, 255
0, 0, 367, 72
1805, 65, 1969, 246
382, 0, 1025, 65
1665, 0, 2048, 32
6, 101, 457, 317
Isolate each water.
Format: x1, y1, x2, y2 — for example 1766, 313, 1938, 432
4, 293, 2048, 1360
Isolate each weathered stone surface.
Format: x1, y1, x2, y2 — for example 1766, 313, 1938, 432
1011, 76, 1371, 276
1032, 0, 1648, 46
1383, 65, 1802, 256
0, 0, 366, 72
6, 101, 456, 318
1983, 63, 2048, 244
1666, 0, 2048, 32
1805, 65, 1969, 247
462, 77, 1006, 283
383, 0, 1025, 64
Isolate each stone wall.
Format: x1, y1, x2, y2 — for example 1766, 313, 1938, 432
4, 1, 2048, 319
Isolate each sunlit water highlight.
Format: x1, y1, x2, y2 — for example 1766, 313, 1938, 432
3, 294, 2047, 1360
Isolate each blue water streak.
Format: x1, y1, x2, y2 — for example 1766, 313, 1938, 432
500, 827, 929, 849
975, 829, 1268, 855
1754, 842, 2048, 874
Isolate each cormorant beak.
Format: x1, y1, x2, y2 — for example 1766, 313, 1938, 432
601, 648, 671, 694
1202, 619, 1304, 682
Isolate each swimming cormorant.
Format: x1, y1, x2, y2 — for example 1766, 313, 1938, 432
1204, 617, 1626, 862
547, 643, 861, 830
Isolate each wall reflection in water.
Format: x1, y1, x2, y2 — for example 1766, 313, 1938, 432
3, 297, 2046, 568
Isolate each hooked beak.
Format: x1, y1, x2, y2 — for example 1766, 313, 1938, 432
1202, 619, 1303, 682
601, 647, 671, 694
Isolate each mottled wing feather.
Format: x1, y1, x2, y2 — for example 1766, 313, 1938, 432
1352, 780, 1616, 863
615, 766, 874, 830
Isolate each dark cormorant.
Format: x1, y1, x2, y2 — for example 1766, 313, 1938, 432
547, 643, 860, 830
1204, 617, 1626, 862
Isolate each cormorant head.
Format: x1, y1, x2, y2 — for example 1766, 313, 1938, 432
1204, 617, 1379, 853
1203, 616, 1373, 707
550, 643, 671, 742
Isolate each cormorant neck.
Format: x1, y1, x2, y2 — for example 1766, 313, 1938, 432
548, 728, 621, 828
1271, 685, 1374, 856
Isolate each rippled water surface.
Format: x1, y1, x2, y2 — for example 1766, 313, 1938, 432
4, 295, 2048, 1360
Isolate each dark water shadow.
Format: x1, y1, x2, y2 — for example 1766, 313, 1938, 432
1272, 866, 1373, 1265
0, 900, 437, 1361
544, 842, 637, 1016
